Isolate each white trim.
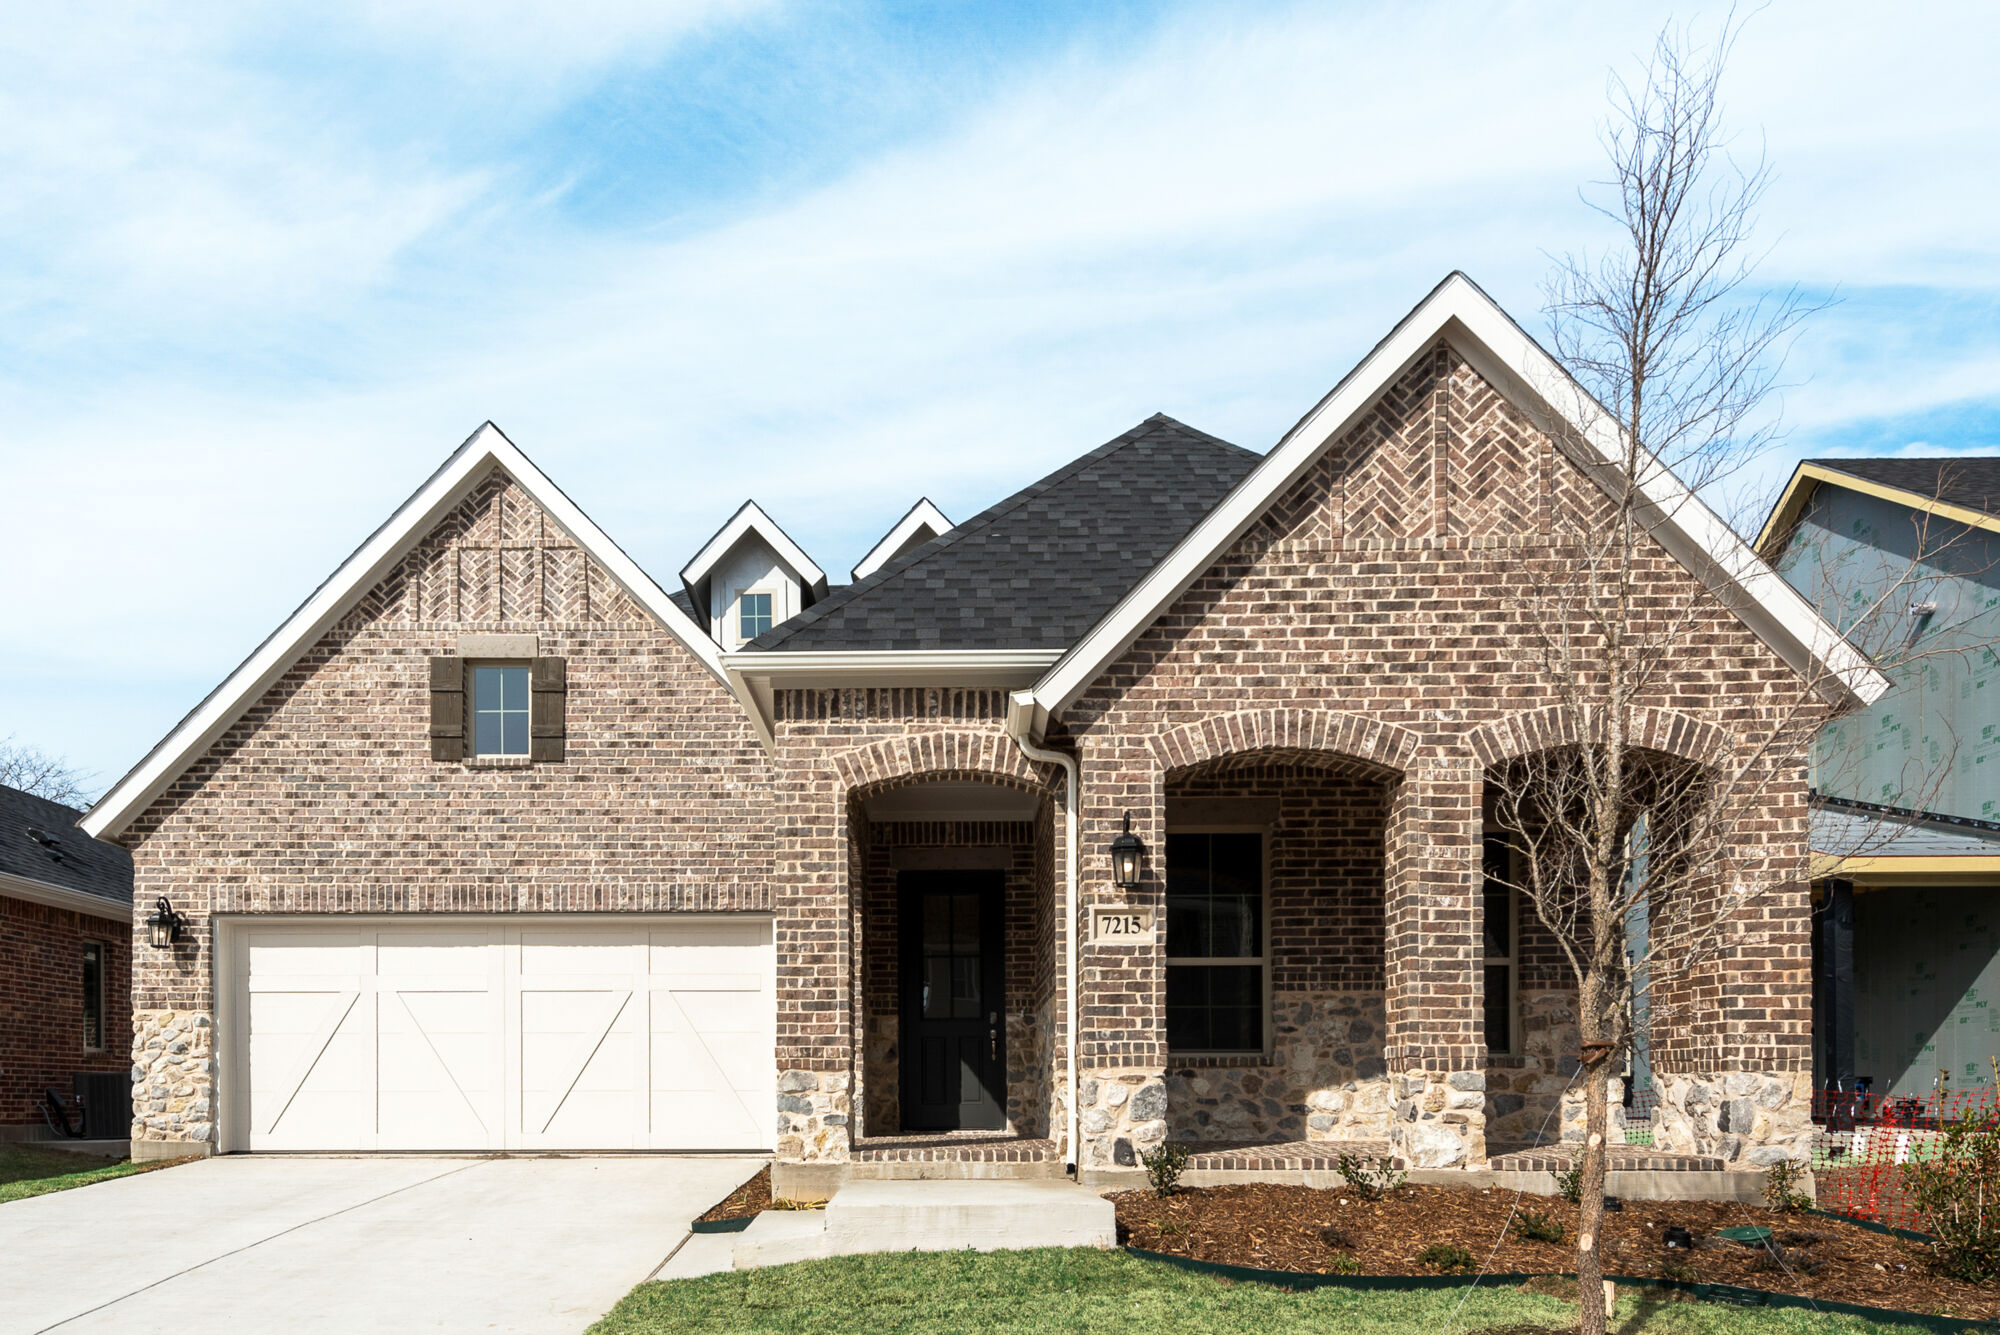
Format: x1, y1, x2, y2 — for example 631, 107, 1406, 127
81, 423, 729, 841
1024, 272, 1892, 728
729, 586, 779, 649
850, 498, 953, 582
680, 499, 828, 598
0, 870, 130, 923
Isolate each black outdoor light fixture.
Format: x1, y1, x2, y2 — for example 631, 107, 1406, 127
146, 896, 187, 950
1109, 813, 1145, 889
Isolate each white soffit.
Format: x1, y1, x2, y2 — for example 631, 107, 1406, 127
850, 498, 953, 582
680, 499, 829, 599
82, 423, 728, 841
1025, 271, 1892, 727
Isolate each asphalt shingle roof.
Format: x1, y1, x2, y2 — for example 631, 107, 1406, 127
751, 414, 1262, 652
1809, 457, 2000, 518
0, 783, 133, 909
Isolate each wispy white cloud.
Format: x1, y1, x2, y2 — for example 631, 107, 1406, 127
4, 0, 1999, 789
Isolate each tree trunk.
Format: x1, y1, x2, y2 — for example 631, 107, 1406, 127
1576, 980, 1614, 1335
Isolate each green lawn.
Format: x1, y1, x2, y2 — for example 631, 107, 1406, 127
589, 1248, 1964, 1335
0, 1143, 171, 1205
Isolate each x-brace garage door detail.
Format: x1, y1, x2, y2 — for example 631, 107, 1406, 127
227, 918, 773, 1152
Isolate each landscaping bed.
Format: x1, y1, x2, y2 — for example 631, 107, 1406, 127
1110, 1183, 1999, 1322
697, 1164, 773, 1224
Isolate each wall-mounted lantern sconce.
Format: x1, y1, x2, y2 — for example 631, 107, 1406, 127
146, 896, 187, 950
1109, 814, 1145, 890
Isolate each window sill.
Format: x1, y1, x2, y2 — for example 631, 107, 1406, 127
464, 756, 534, 770
1168, 1053, 1273, 1069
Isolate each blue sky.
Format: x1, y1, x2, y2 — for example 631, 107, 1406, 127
5, 0, 1998, 797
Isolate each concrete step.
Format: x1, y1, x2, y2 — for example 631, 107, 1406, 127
825, 1179, 1115, 1254
729, 1180, 1118, 1271
732, 1210, 833, 1268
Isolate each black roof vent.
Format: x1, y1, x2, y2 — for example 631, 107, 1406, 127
25, 826, 63, 859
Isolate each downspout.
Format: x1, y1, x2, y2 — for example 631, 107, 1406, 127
1006, 694, 1080, 1176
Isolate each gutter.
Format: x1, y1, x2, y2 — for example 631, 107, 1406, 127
1005, 690, 1079, 1175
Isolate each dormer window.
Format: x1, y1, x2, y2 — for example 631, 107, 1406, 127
680, 500, 829, 649
738, 591, 774, 643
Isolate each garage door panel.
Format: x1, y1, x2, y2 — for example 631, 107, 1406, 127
233, 919, 772, 1152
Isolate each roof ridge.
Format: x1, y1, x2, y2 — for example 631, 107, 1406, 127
750, 415, 1247, 649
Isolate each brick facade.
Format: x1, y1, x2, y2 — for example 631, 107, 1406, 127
114, 338, 1824, 1170
1, 894, 131, 1129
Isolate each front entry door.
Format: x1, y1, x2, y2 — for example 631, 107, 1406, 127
899, 871, 1005, 1131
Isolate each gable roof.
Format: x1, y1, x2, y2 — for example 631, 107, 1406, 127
680, 499, 828, 605
1755, 457, 2000, 556
850, 498, 952, 582
1, 783, 132, 915
748, 415, 1261, 652
1010, 272, 1892, 738
81, 423, 728, 841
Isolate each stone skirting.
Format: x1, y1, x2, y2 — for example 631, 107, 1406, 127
1389, 1069, 1486, 1167
1651, 1070, 1814, 1168
1076, 1070, 1167, 1168
131, 1010, 214, 1148
776, 1070, 852, 1162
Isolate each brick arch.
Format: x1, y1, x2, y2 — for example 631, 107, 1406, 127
1464, 705, 1732, 770
1147, 708, 1419, 777
829, 728, 1055, 800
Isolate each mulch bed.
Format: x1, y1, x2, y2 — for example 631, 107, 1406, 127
1110, 1183, 2000, 1322
696, 1164, 772, 1224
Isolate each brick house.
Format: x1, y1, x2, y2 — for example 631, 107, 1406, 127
82, 274, 1886, 1187
2, 783, 133, 1138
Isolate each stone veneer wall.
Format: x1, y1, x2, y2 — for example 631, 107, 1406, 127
120, 473, 778, 1151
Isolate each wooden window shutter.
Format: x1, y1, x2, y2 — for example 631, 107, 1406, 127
530, 657, 567, 762
428, 656, 465, 761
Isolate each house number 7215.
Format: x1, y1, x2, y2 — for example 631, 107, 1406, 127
1093, 909, 1154, 941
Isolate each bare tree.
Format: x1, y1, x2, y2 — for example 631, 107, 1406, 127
0, 736, 94, 808
1486, 14, 1945, 1333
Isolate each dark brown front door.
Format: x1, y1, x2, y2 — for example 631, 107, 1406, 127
899, 871, 1005, 1131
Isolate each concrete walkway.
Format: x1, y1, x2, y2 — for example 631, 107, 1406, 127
0, 1154, 762, 1335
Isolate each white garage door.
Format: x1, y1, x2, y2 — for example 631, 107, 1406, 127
224, 918, 773, 1153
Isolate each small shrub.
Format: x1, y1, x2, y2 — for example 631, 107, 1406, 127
1764, 1159, 1813, 1213
1902, 1104, 2000, 1284
1659, 1258, 1699, 1283
1328, 1252, 1361, 1275
1155, 1218, 1185, 1238
1139, 1142, 1191, 1198
1418, 1242, 1476, 1273
1336, 1152, 1407, 1200
1511, 1208, 1567, 1244
1551, 1163, 1584, 1204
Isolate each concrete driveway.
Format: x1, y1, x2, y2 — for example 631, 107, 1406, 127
0, 1154, 762, 1335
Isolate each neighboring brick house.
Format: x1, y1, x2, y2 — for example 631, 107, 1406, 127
82, 274, 1887, 1186
1, 783, 132, 1137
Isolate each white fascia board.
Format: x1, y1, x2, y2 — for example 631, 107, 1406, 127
680, 500, 829, 599
723, 649, 1063, 746
850, 498, 953, 582
1029, 272, 1891, 718
0, 871, 131, 923
82, 423, 729, 841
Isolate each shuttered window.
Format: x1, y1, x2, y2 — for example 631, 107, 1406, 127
430, 656, 565, 762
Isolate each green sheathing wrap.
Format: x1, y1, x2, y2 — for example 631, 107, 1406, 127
1773, 486, 2000, 821
1853, 885, 2000, 1096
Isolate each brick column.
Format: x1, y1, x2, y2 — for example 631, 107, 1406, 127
1383, 755, 1487, 1167
1074, 749, 1167, 1172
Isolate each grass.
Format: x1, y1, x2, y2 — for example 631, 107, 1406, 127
0, 1143, 175, 1205
587, 1247, 1966, 1335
